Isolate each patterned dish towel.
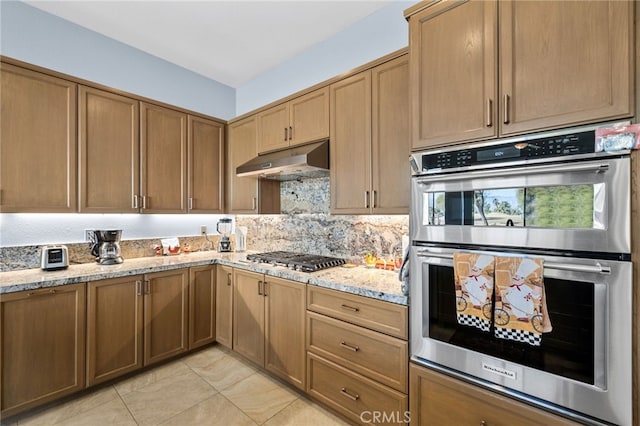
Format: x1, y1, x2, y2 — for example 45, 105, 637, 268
494, 257, 552, 346
453, 252, 495, 332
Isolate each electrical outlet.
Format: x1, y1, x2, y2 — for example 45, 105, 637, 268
200, 225, 207, 236
84, 229, 94, 242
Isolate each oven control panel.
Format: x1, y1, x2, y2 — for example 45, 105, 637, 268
422, 130, 595, 172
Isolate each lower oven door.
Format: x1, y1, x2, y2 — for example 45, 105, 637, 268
409, 245, 632, 426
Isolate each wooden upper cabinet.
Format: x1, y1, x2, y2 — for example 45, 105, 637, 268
227, 116, 259, 213
499, 0, 634, 136
79, 86, 139, 213
407, 0, 634, 150
408, 0, 497, 149
140, 102, 187, 213
257, 87, 329, 154
330, 71, 372, 214
258, 103, 290, 153
0, 63, 77, 212
372, 55, 410, 214
288, 87, 329, 146
188, 116, 224, 213
330, 53, 409, 215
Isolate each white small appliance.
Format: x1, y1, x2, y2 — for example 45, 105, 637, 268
41, 245, 69, 271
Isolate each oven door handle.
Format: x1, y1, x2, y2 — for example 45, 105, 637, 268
416, 162, 609, 184
416, 250, 611, 274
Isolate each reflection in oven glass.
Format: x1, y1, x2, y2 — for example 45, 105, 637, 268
424, 185, 596, 229
427, 265, 594, 385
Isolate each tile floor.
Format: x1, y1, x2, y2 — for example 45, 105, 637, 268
2, 345, 350, 426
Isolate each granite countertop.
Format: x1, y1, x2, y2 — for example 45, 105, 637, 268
0, 251, 408, 305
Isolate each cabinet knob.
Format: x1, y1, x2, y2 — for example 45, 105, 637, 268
263, 281, 268, 297
133, 195, 139, 209
364, 191, 370, 209
188, 197, 194, 210
136, 280, 142, 296
289, 126, 293, 141
258, 280, 263, 295
284, 127, 288, 141
227, 273, 232, 286
486, 98, 493, 127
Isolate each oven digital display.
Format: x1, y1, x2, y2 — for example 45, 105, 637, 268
476, 146, 521, 162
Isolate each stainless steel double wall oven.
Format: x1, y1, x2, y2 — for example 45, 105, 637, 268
409, 125, 633, 426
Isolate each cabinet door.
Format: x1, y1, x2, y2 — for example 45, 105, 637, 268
289, 87, 329, 147
189, 266, 216, 350
232, 269, 265, 366
0, 63, 77, 212
330, 71, 372, 214
258, 103, 290, 153
144, 269, 189, 366
499, 0, 633, 136
227, 116, 259, 213
372, 55, 410, 214
188, 116, 224, 213
264, 276, 306, 391
140, 102, 187, 213
215, 265, 234, 349
0, 284, 86, 417
79, 86, 139, 213
86, 276, 143, 386
408, 0, 497, 149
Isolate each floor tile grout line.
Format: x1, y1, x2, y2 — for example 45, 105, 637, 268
112, 384, 141, 426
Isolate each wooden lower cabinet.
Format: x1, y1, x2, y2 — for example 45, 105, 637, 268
215, 265, 234, 349
144, 269, 189, 365
86, 276, 143, 386
409, 363, 580, 426
189, 266, 216, 350
308, 352, 408, 425
233, 269, 306, 390
0, 284, 86, 417
264, 276, 306, 391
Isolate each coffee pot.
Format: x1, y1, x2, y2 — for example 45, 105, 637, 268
89, 230, 124, 265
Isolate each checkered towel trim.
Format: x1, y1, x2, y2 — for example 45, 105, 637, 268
457, 313, 491, 332
494, 327, 541, 346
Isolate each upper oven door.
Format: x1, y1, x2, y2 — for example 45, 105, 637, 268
410, 156, 630, 254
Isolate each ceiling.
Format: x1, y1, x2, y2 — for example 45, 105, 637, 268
24, 1, 394, 88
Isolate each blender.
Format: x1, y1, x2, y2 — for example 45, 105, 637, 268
216, 218, 233, 252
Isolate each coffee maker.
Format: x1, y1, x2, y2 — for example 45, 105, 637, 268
89, 230, 124, 265
216, 218, 233, 252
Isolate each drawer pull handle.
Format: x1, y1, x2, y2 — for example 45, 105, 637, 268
341, 304, 359, 312
340, 341, 359, 352
28, 289, 56, 296
340, 387, 359, 401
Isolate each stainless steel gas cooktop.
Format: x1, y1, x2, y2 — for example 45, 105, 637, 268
246, 251, 345, 272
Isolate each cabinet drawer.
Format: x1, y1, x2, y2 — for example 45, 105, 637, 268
307, 352, 407, 425
410, 363, 580, 426
306, 286, 407, 339
307, 312, 407, 393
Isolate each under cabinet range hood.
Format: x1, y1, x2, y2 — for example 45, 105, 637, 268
236, 140, 329, 181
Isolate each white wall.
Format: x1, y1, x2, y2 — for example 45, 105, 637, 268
0, 1, 236, 120
235, 1, 413, 115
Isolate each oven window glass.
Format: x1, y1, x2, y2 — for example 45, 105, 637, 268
427, 265, 595, 385
423, 185, 598, 228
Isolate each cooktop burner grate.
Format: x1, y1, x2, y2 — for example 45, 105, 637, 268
246, 251, 345, 272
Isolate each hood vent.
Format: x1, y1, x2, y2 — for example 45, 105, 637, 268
236, 140, 329, 181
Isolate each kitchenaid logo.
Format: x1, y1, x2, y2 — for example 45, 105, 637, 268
482, 362, 517, 380
360, 411, 410, 424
